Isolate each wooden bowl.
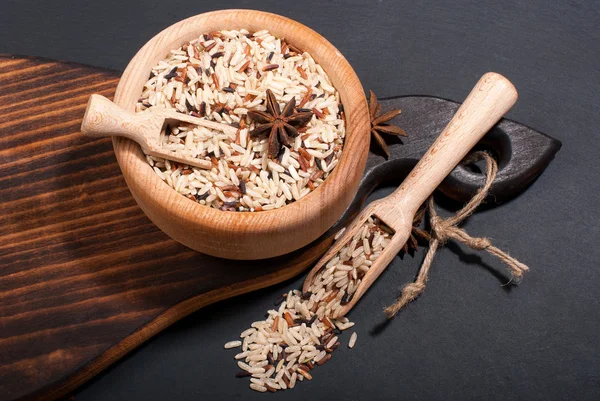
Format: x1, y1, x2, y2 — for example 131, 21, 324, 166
112, 10, 370, 260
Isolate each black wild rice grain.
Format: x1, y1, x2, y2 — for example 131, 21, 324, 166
274, 294, 286, 306
164, 66, 178, 79
341, 292, 351, 305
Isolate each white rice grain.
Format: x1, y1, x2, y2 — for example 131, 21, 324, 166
348, 332, 357, 348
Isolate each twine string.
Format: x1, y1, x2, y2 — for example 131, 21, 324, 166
384, 152, 529, 318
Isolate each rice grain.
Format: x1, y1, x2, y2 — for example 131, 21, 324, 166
348, 332, 357, 348
224, 340, 242, 349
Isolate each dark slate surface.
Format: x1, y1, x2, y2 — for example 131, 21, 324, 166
2, 1, 599, 400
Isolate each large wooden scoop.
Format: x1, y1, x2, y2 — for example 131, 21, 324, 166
303, 72, 519, 316
81, 94, 238, 169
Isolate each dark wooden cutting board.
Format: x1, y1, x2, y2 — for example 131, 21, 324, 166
0, 55, 560, 401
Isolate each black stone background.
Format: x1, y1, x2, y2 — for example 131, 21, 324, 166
2, 1, 599, 400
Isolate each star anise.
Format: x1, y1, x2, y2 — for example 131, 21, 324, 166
247, 89, 313, 158
369, 90, 407, 158
400, 203, 431, 256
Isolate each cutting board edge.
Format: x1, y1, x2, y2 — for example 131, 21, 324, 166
18, 258, 316, 401
0, 53, 120, 75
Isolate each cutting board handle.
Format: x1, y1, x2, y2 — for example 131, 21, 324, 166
392, 72, 518, 215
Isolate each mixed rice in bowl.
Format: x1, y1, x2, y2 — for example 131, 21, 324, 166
137, 29, 345, 212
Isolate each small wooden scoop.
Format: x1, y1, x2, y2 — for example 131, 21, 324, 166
303, 72, 518, 317
81, 94, 238, 169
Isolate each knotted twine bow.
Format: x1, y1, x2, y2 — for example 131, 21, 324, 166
384, 152, 530, 318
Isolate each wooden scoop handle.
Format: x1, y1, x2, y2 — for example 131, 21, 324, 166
81, 94, 160, 146
82, 94, 238, 140
386, 72, 518, 218
311, 73, 518, 317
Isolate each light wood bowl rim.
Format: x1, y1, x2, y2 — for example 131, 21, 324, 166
112, 9, 370, 259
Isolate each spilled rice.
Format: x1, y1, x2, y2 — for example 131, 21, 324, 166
224, 217, 393, 392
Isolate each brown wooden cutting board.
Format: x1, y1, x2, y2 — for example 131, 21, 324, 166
0, 55, 560, 401
0, 55, 333, 401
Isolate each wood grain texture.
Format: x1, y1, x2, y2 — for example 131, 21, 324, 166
111, 10, 371, 260
0, 55, 332, 401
